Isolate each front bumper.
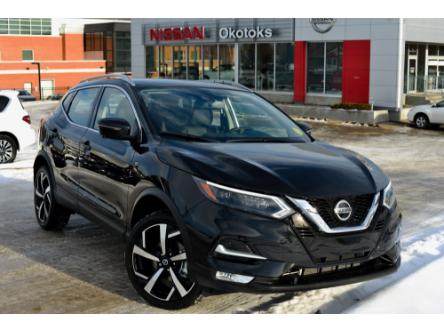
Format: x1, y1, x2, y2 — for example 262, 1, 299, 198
169, 172, 402, 293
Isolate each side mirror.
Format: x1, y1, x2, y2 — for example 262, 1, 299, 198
297, 122, 313, 135
98, 118, 133, 140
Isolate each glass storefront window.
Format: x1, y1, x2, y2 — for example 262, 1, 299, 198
160, 46, 173, 78
219, 44, 235, 81
145, 42, 293, 93
173, 46, 187, 79
115, 31, 131, 72
325, 43, 342, 95
188, 45, 202, 80
275, 43, 294, 92
428, 45, 438, 56
307, 42, 342, 95
256, 43, 274, 91
203, 45, 218, 80
146, 46, 159, 78
307, 43, 325, 93
239, 44, 255, 88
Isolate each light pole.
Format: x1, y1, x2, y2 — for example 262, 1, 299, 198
32, 62, 42, 100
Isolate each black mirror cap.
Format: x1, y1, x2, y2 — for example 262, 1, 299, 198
98, 118, 133, 140
298, 121, 312, 134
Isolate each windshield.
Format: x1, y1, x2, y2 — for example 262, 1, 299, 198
138, 87, 309, 143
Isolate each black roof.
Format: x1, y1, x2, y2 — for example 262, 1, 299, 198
75, 77, 252, 92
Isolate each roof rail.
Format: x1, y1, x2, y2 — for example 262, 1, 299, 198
80, 73, 135, 86
200, 79, 252, 92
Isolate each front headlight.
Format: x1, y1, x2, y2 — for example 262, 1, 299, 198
195, 178, 294, 219
383, 182, 396, 209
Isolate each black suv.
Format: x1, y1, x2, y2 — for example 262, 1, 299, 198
34, 75, 401, 309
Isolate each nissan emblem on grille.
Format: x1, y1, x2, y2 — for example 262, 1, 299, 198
334, 200, 353, 221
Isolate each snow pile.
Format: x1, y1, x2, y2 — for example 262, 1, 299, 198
262, 216, 444, 314
345, 227, 444, 313
346, 256, 444, 313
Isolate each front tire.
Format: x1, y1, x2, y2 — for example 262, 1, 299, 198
414, 114, 430, 129
0, 134, 17, 164
125, 211, 201, 310
34, 166, 71, 230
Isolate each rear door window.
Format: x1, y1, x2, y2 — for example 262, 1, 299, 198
0, 96, 9, 112
67, 88, 100, 127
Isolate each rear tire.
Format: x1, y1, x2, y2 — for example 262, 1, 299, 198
414, 114, 430, 129
125, 211, 201, 310
34, 166, 71, 230
0, 134, 17, 164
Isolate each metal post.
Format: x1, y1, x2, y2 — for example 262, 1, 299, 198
32, 62, 41, 100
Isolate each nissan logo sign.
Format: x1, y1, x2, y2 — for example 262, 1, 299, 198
219, 27, 273, 40
334, 200, 353, 222
309, 18, 337, 33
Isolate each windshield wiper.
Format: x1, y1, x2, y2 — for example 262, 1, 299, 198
158, 131, 215, 142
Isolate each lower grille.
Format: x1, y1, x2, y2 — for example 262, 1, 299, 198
308, 194, 374, 228
302, 262, 362, 276
295, 227, 314, 238
374, 219, 385, 231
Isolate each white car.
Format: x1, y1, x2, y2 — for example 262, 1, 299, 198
408, 100, 444, 129
0, 90, 36, 163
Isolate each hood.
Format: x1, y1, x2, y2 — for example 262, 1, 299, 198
156, 140, 389, 198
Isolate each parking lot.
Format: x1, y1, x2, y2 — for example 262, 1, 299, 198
0, 102, 443, 313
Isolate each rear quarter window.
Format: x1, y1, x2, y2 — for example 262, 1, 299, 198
0, 95, 10, 112
62, 92, 76, 112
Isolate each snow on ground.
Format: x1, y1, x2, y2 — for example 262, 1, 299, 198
0, 145, 35, 184
263, 214, 444, 314
346, 256, 444, 313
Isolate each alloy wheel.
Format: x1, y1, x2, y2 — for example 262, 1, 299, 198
35, 171, 52, 224
416, 116, 427, 128
0, 139, 14, 163
131, 223, 195, 302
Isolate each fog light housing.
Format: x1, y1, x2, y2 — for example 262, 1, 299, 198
215, 271, 254, 284
291, 212, 310, 228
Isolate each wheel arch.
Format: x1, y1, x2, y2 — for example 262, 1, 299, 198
0, 131, 19, 151
414, 112, 430, 121
33, 151, 55, 186
128, 187, 199, 285
129, 188, 184, 233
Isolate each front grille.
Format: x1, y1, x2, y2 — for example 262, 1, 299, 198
308, 194, 374, 229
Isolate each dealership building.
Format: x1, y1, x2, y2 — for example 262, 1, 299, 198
131, 18, 444, 110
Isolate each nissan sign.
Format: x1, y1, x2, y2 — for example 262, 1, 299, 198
309, 18, 337, 33
149, 26, 205, 41
219, 27, 273, 39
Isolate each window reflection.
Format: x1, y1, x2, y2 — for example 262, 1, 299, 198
219, 44, 235, 81
325, 43, 342, 95
203, 45, 218, 80
275, 43, 294, 91
173, 45, 187, 79
256, 43, 274, 91
307, 43, 325, 93
160, 46, 173, 78
239, 44, 255, 88
188, 45, 202, 80
307, 42, 342, 95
